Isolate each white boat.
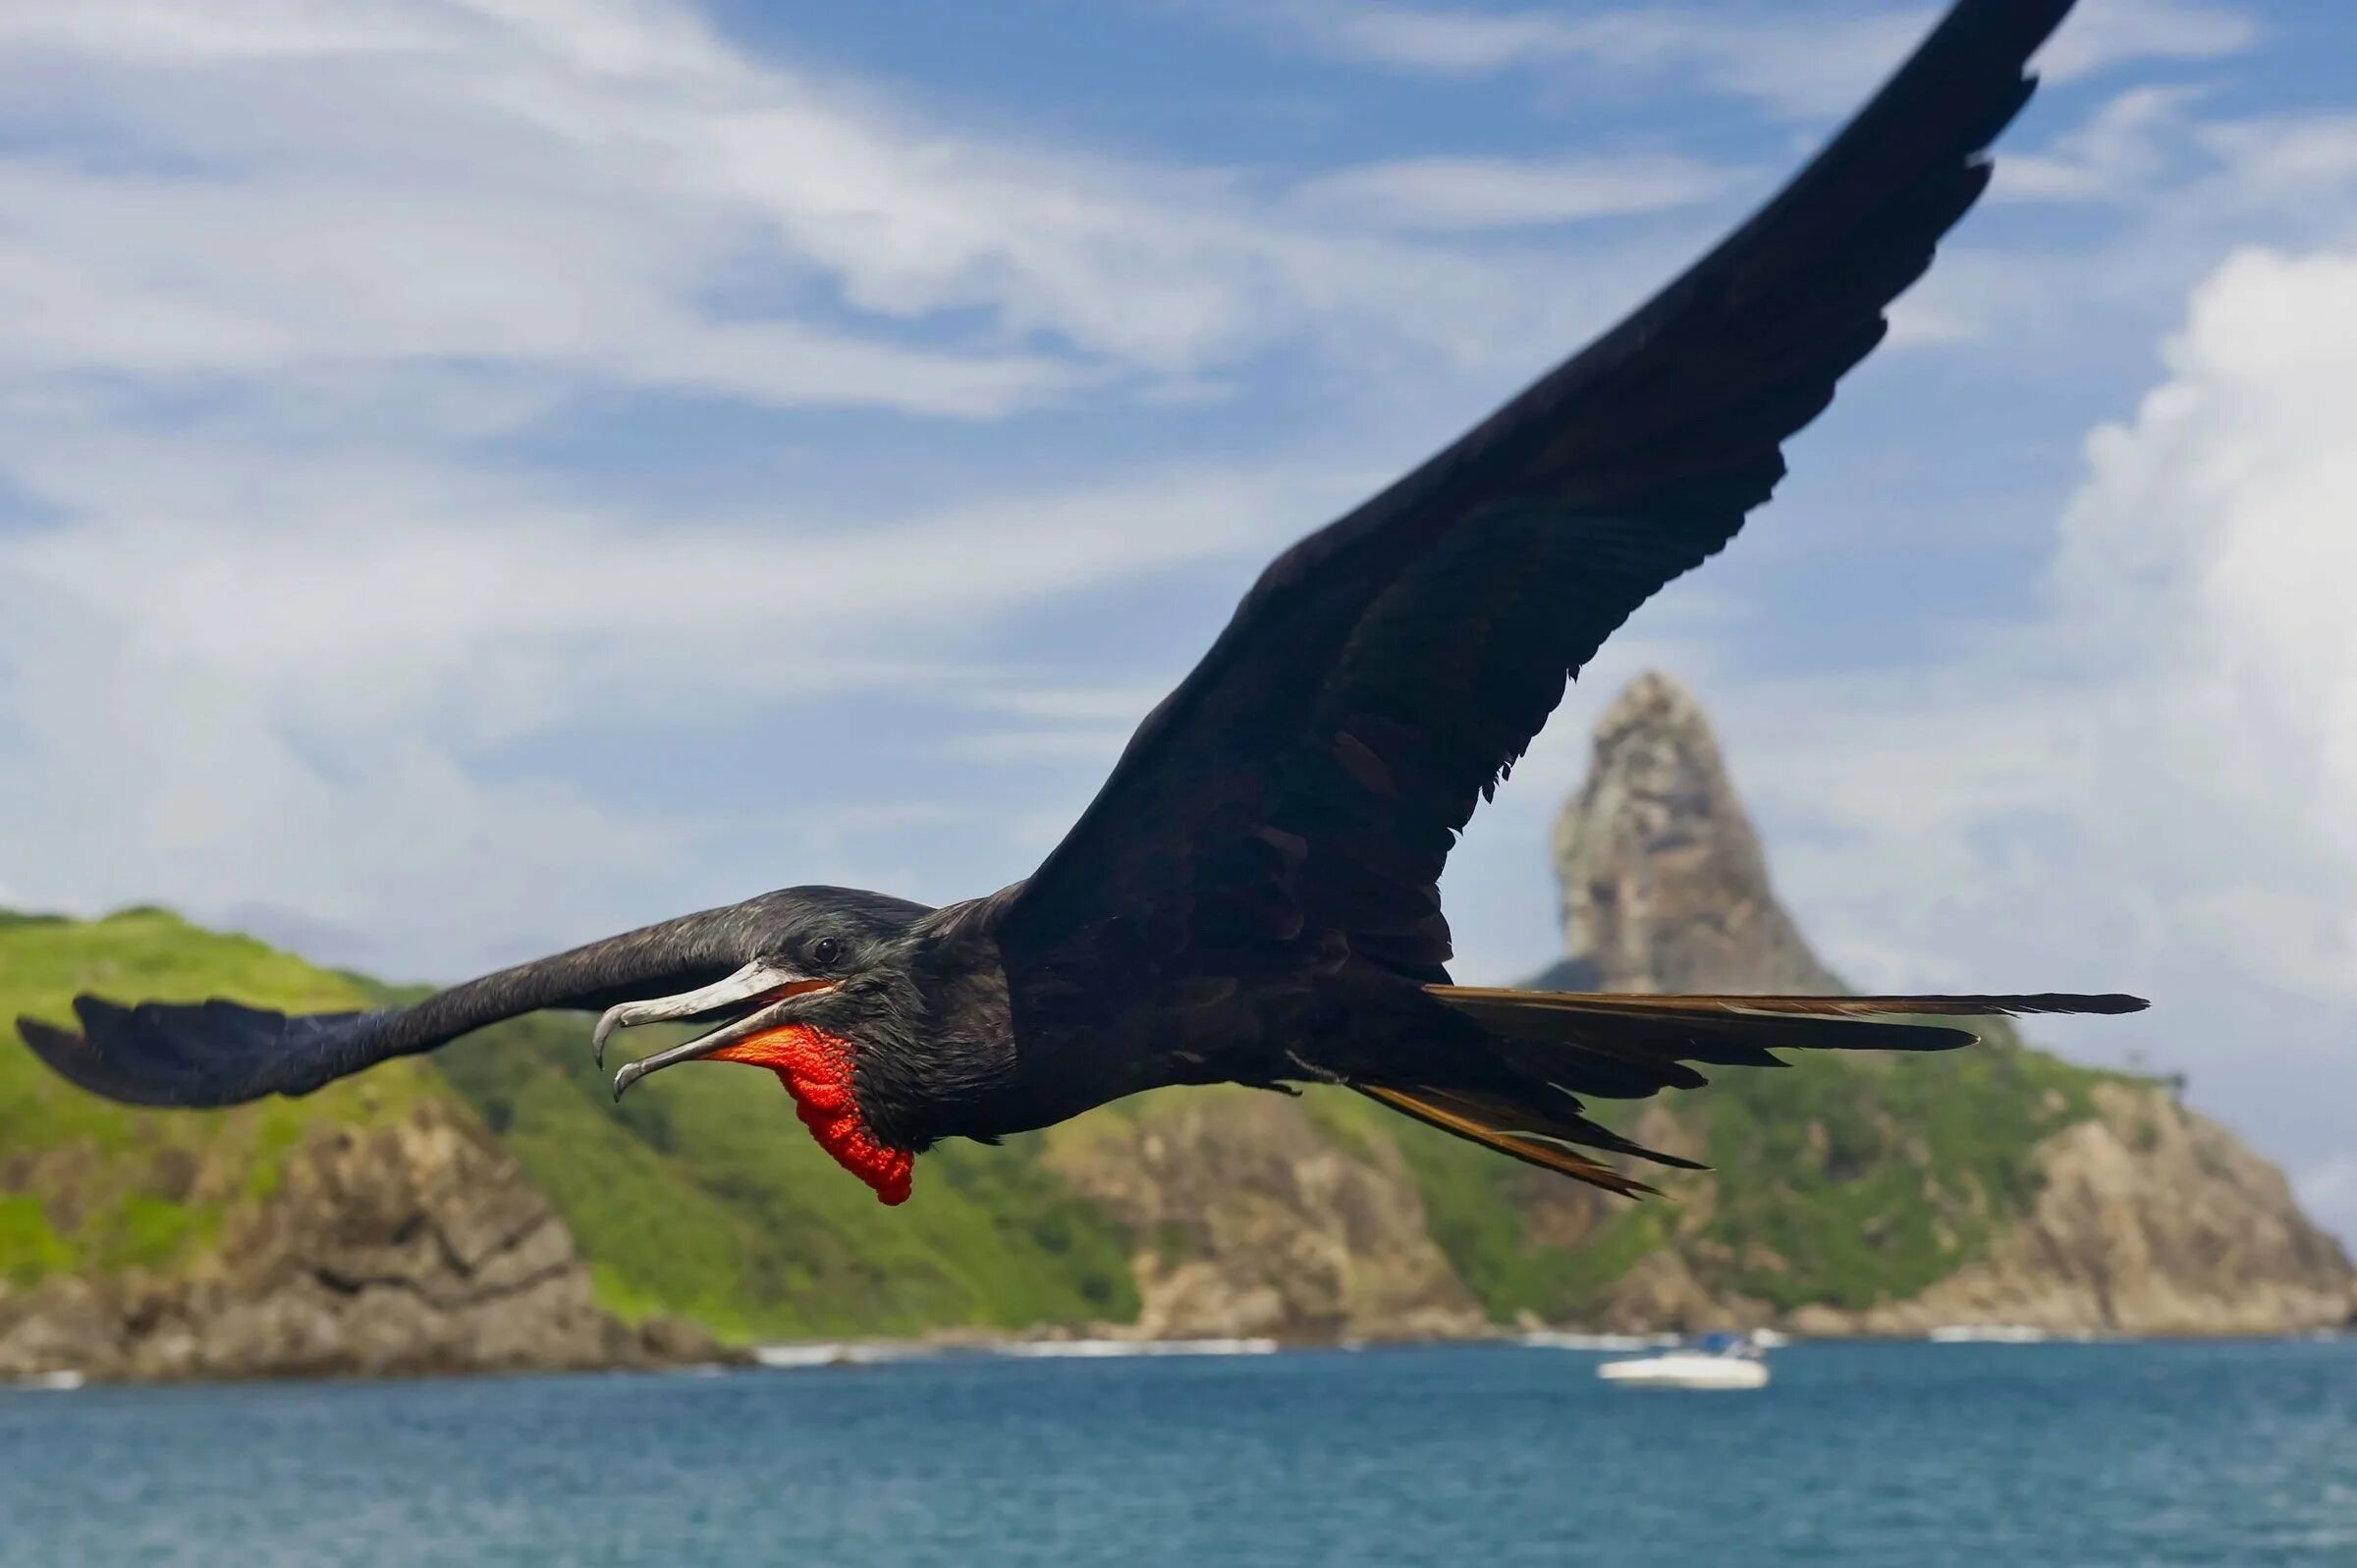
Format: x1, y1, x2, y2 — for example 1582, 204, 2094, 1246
10, 1370, 85, 1392
752, 1342, 862, 1369
751, 1341, 933, 1369
1597, 1333, 1770, 1389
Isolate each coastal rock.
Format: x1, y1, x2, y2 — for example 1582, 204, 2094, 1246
1827, 1084, 2356, 1336
1543, 671, 2356, 1336
1592, 1251, 1775, 1335
0, 1101, 715, 1380
1044, 1093, 1489, 1342
1546, 671, 1836, 997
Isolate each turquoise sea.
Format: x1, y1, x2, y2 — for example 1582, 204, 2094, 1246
3, 1339, 2352, 1567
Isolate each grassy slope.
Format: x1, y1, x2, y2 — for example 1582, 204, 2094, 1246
1299, 1085, 1676, 1320
3, 909, 2127, 1332
0, 909, 433, 1289
0, 910, 1133, 1336
1686, 1022, 2112, 1312
1339, 1015, 2132, 1322
415, 1000, 1137, 1339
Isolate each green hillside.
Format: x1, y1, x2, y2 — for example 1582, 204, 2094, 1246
1, 908, 1136, 1339
3, 907, 2133, 1336
1392, 1023, 2118, 1321
416, 1003, 1138, 1339
0, 908, 432, 1290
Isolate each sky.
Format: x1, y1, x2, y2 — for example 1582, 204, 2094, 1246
0, 0, 2353, 1239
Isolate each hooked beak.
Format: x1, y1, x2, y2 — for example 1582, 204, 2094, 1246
597, 959, 835, 1102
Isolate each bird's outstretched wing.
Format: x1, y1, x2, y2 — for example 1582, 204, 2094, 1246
1005, 0, 2075, 976
17, 904, 774, 1108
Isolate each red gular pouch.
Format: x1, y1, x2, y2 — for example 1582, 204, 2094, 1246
705, 1024, 914, 1205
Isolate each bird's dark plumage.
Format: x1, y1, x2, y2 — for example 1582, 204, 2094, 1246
20, 0, 2145, 1204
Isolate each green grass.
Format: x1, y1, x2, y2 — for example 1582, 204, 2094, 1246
417, 1001, 1139, 1340
0, 907, 434, 1287
3, 907, 2134, 1337
0, 1196, 73, 1286
1290, 1015, 2132, 1325
1292, 1084, 1659, 1320
0, 911, 1135, 1338
1687, 1022, 2125, 1312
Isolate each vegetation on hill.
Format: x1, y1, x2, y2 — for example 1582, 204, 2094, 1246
3, 906, 2146, 1337
0, 907, 434, 1289
1684, 1026, 2116, 1313
414, 1000, 1137, 1339
1341, 1012, 2139, 1322
0, 908, 1133, 1337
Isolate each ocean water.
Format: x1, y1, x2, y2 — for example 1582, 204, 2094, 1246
2, 1339, 2352, 1567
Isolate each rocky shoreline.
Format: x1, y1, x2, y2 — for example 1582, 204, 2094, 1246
24, 1318, 2344, 1393
0, 1102, 722, 1383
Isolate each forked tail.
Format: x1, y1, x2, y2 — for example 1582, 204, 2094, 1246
1357, 988, 2148, 1197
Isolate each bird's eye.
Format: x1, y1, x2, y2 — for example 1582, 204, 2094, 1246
810, 937, 844, 969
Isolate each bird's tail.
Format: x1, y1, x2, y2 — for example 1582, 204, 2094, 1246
1357, 988, 2148, 1197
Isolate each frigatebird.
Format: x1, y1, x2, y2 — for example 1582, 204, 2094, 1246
21, 0, 2143, 1208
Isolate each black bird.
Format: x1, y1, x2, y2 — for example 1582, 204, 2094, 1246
21, 0, 2143, 1208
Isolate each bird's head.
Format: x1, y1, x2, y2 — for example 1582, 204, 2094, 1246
597, 887, 947, 1206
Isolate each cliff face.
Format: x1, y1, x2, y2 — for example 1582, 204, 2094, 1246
1041, 1092, 1486, 1342
1788, 1082, 2356, 1336
1547, 673, 1836, 997
1541, 672, 2356, 1336
0, 1100, 716, 1380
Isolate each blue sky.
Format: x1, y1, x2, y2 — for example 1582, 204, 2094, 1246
1, 0, 2354, 1238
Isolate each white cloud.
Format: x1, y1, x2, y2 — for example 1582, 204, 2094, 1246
2032, 0, 2258, 84
0, 423, 1366, 967
1293, 152, 1738, 231
1270, 2, 1934, 117
1992, 92, 2357, 227
1750, 248, 2357, 1013
0, 563, 698, 974
1859, 94, 2357, 362
0, 423, 1333, 736
0, 0, 1610, 418
2195, 116, 2357, 210
2051, 246, 2357, 993
1994, 85, 2202, 203
0, 0, 1644, 977
1248, 0, 2257, 119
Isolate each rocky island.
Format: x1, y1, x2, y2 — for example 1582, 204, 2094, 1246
1531, 674, 2352, 1337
